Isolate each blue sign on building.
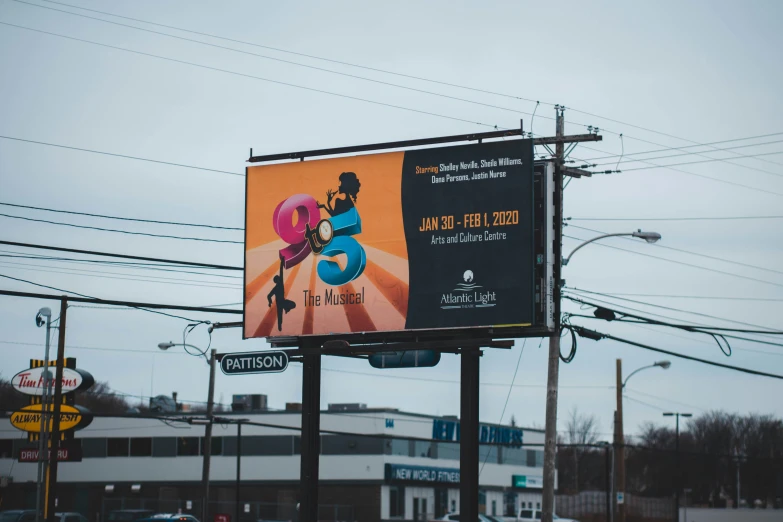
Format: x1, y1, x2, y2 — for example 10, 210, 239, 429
385, 463, 460, 484
432, 419, 523, 446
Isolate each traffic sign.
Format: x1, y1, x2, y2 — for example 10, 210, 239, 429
368, 350, 441, 369
219, 351, 289, 375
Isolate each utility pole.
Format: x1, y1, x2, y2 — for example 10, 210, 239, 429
541, 106, 565, 522
615, 359, 626, 522
202, 349, 217, 522
603, 443, 613, 522
663, 412, 691, 522
35, 307, 53, 522
235, 421, 242, 522
45, 297, 67, 522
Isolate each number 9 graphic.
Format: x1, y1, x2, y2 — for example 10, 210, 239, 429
273, 194, 366, 286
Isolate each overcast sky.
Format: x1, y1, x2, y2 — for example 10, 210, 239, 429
1, 0, 782, 442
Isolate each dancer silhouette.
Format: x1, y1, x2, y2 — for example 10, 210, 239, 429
318, 171, 361, 217
267, 259, 296, 331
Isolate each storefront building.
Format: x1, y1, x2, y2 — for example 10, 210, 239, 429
0, 405, 551, 521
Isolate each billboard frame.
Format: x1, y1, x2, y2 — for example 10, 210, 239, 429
243, 127, 555, 345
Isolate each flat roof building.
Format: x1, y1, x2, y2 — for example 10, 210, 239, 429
0, 405, 550, 522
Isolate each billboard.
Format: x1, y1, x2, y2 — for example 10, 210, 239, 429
244, 139, 549, 340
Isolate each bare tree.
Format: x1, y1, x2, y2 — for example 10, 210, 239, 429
560, 408, 601, 492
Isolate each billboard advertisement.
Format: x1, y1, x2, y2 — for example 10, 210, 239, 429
244, 139, 541, 339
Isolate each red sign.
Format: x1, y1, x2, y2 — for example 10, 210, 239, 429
213, 515, 230, 522
18, 444, 82, 463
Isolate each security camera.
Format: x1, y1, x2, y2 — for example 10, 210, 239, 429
36, 307, 52, 328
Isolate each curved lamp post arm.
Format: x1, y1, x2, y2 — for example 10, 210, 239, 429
622, 364, 656, 389
563, 233, 632, 266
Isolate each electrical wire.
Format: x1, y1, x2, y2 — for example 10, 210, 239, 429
0, 201, 243, 231
0, 22, 503, 130
566, 223, 783, 276
0, 259, 243, 290
562, 291, 783, 302
570, 325, 783, 380
577, 132, 783, 162
0, 135, 242, 177
479, 338, 528, 476
615, 150, 783, 173
10, 0, 541, 123
0, 240, 243, 270
0, 212, 243, 244
0, 272, 209, 322
567, 216, 783, 222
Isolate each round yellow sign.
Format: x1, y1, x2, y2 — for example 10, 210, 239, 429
10, 403, 89, 433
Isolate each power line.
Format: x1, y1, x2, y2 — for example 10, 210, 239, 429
0, 201, 243, 231
562, 233, 783, 289
0, 22, 503, 130
566, 223, 783, 276
571, 325, 783, 381
19, 0, 783, 178
565, 289, 783, 334
561, 291, 783, 302
0, 274, 209, 322
616, 150, 783, 173
0, 135, 242, 177
0, 252, 243, 279
0, 240, 243, 270
11, 0, 541, 122
578, 143, 783, 197
0, 259, 242, 290
577, 132, 783, 162
0, 212, 243, 244
567, 216, 783, 222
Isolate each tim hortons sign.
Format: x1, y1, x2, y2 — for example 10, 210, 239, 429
10, 403, 93, 433
11, 367, 94, 396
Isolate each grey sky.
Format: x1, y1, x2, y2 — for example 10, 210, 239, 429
1, 0, 782, 441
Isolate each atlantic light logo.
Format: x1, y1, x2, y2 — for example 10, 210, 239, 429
440, 270, 497, 309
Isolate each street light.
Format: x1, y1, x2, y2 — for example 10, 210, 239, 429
663, 412, 693, 522
34, 307, 52, 522
615, 361, 671, 522
157, 341, 217, 522
542, 229, 663, 522
562, 230, 662, 266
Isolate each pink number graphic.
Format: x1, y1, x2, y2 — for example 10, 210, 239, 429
272, 194, 320, 269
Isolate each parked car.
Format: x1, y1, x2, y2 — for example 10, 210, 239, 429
516, 509, 578, 522
136, 515, 199, 522
437, 513, 503, 522
0, 511, 36, 522
54, 513, 90, 522
107, 511, 154, 522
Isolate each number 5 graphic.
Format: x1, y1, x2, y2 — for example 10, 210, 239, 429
272, 195, 366, 286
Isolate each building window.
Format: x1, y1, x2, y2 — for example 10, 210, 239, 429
450, 500, 456, 513
535, 450, 544, 467
491, 500, 497, 516
526, 449, 537, 467
107, 438, 129, 457
177, 437, 200, 456
389, 486, 404, 518
322, 435, 383, 455
130, 438, 152, 457
81, 438, 106, 458
436, 442, 460, 461
242, 435, 294, 456
412, 440, 433, 458
385, 438, 409, 456
501, 446, 526, 465
480, 445, 498, 464
152, 437, 177, 457
0, 439, 12, 459
504, 492, 517, 517
200, 436, 223, 456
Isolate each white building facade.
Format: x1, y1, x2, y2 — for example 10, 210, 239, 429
0, 407, 550, 522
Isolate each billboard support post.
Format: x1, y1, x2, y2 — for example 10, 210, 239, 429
299, 341, 322, 522
460, 346, 481, 522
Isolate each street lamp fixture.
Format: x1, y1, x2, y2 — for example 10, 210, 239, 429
562, 229, 662, 266
663, 412, 692, 522
622, 360, 671, 389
